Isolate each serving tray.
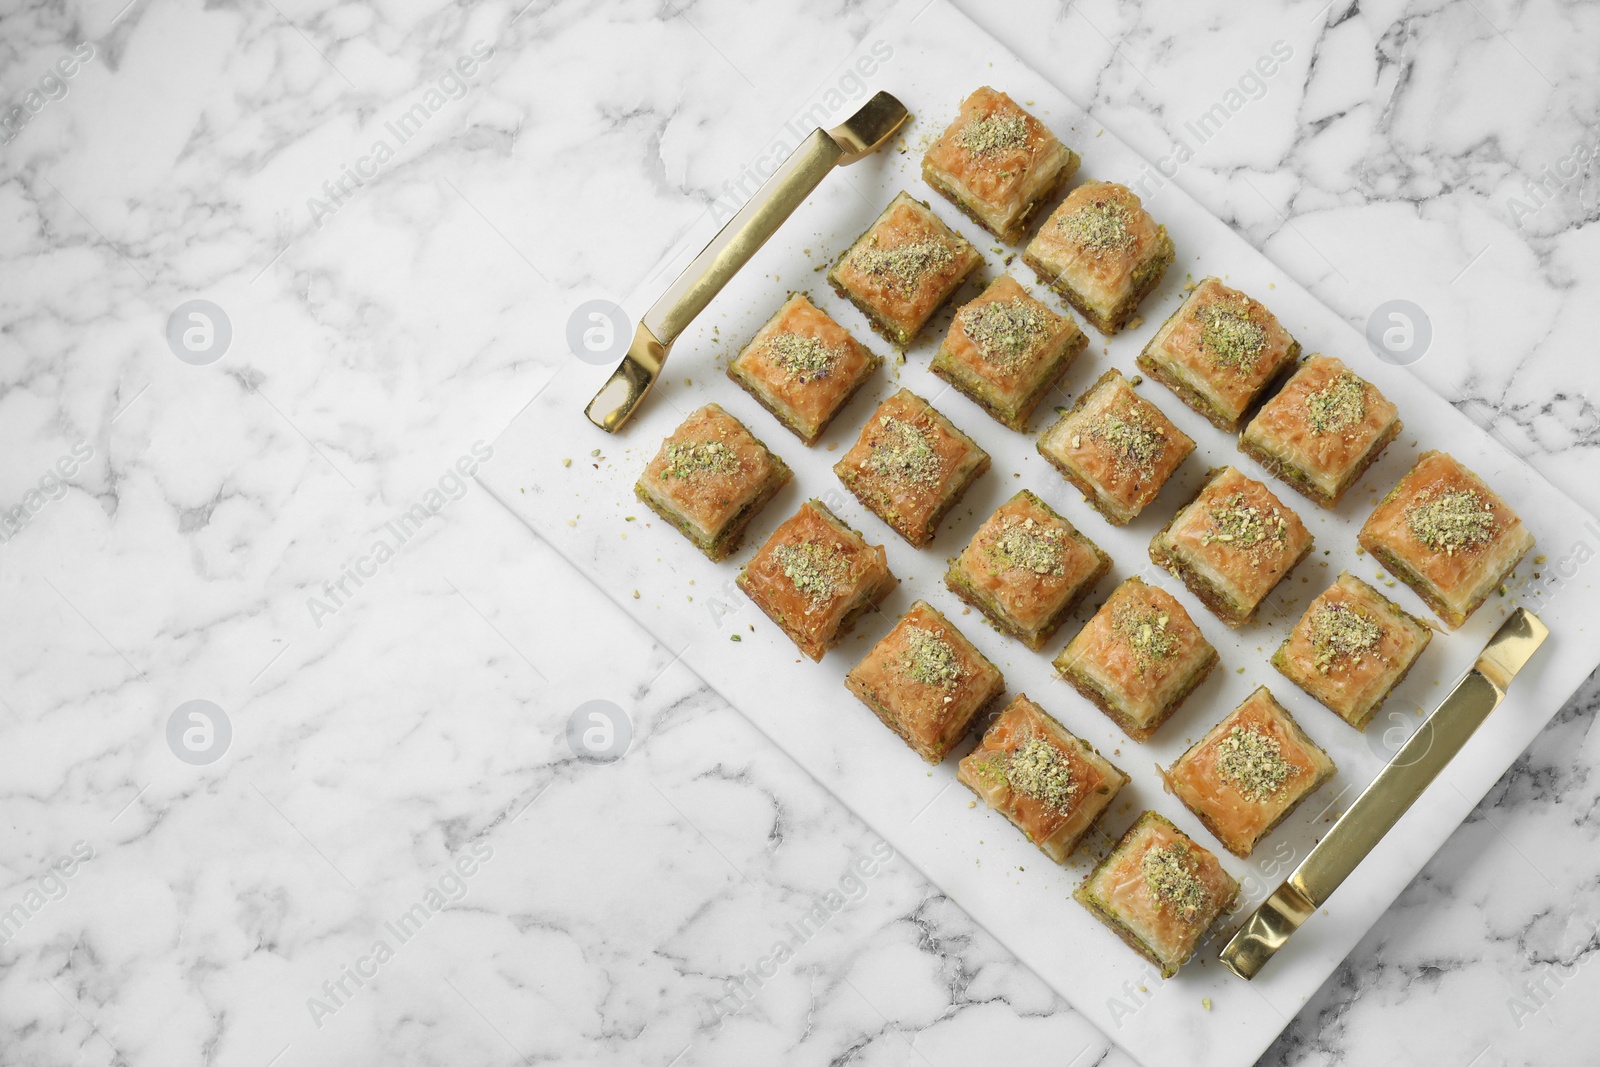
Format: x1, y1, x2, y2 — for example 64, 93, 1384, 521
482, 3, 1600, 1063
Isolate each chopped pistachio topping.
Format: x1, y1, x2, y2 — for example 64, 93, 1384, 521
1201, 492, 1289, 559
866, 416, 940, 488
1141, 842, 1208, 921
1308, 601, 1384, 672
1005, 735, 1078, 811
1111, 598, 1178, 671
989, 515, 1067, 576
1058, 198, 1134, 256
1214, 724, 1297, 801
1405, 489, 1498, 554
1305, 372, 1368, 434
763, 332, 838, 382
957, 113, 1030, 156
900, 624, 964, 687
661, 439, 738, 479
851, 236, 955, 292
961, 299, 1055, 367
773, 541, 851, 603
1196, 301, 1267, 370
1086, 407, 1166, 478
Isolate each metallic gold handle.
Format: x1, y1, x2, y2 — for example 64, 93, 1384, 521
584, 90, 910, 433
1219, 607, 1549, 980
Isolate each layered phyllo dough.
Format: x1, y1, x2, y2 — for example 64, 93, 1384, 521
921, 86, 1080, 243
931, 274, 1087, 432
1023, 181, 1173, 335
1357, 451, 1534, 629
834, 388, 990, 548
737, 499, 898, 662
828, 191, 983, 349
958, 694, 1128, 863
845, 599, 1005, 763
1074, 811, 1240, 978
1137, 277, 1300, 432
1271, 571, 1432, 729
1037, 368, 1194, 525
727, 293, 880, 445
1150, 466, 1314, 626
634, 403, 791, 561
1054, 577, 1218, 742
945, 489, 1111, 651
1240, 354, 1402, 508
1161, 686, 1336, 858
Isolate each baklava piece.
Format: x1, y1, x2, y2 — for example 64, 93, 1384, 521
1074, 811, 1240, 978
828, 191, 983, 349
1357, 451, 1535, 630
1053, 577, 1218, 742
1240, 354, 1402, 509
1137, 277, 1300, 432
737, 500, 898, 662
1150, 466, 1314, 627
834, 388, 990, 548
634, 403, 791, 561
931, 274, 1088, 432
1271, 572, 1432, 729
1023, 180, 1174, 335
1161, 686, 1336, 858
945, 489, 1111, 651
958, 694, 1128, 863
1036, 368, 1194, 525
845, 600, 1005, 764
921, 86, 1080, 243
727, 293, 880, 446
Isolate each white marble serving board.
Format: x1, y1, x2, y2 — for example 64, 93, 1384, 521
481, 2, 1600, 1064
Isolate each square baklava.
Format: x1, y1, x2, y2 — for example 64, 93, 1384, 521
828, 191, 983, 349
931, 274, 1088, 431
634, 403, 792, 561
1023, 180, 1174, 335
958, 694, 1128, 863
1271, 571, 1433, 729
737, 499, 898, 662
1053, 577, 1218, 742
1036, 368, 1194, 525
1161, 686, 1336, 858
921, 86, 1080, 243
1136, 276, 1300, 432
845, 599, 1005, 764
1240, 354, 1402, 508
727, 293, 880, 446
1150, 466, 1314, 627
944, 489, 1111, 651
1074, 810, 1240, 978
834, 388, 990, 548
1357, 451, 1535, 629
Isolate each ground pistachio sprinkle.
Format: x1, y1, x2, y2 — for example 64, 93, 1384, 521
1201, 493, 1288, 556
990, 515, 1066, 576
962, 299, 1054, 367
1196, 301, 1267, 370
852, 237, 954, 292
1112, 599, 1178, 668
1058, 198, 1134, 255
1308, 602, 1384, 672
661, 439, 738, 479
764, 332, 838, 381
1141, 842, 1207, 920
866, 416, 940, 488
773, 541, 850, 602
958, 113, 1030, 157
1406, 489, 1497, 554
900, 624, 964, 687
1086, 408, 1165, 477
1005, 735, 1078, 811
1214, 725, 1297, 801
1306, 372, 1368, 434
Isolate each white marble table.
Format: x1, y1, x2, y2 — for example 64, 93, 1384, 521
2, 1, 1596, 1065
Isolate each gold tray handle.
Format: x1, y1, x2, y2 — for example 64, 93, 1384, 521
584, 90, 910, 432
